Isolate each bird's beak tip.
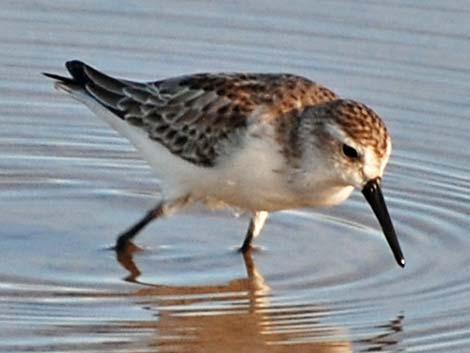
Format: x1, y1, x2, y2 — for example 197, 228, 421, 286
362, 178, 405, 269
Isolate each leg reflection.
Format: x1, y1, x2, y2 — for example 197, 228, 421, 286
113, 246, 402, 353
115, 242, 142, 283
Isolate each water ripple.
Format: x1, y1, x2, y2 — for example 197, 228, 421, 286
1, 0, 469, 352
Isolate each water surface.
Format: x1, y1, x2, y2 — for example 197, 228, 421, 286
1, 1, 470, 352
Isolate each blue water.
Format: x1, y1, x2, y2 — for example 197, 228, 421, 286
1, 1, 470, 352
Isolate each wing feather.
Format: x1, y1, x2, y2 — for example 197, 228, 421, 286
46, 60, 338, 167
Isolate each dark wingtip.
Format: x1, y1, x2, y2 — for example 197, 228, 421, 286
42, 72, 77, 87
65, 60, 89, 85
43, 59, 88, 86
42, 72, 73, 83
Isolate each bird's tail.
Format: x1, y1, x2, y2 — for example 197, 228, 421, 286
43, 60, 136, 122
43, 60, 126, 94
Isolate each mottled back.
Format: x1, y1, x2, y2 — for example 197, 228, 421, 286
50, 61, 338, 166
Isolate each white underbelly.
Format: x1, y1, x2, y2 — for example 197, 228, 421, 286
199, 133, 297, 211
69, 90, 209, 197
68, 90, 352, 212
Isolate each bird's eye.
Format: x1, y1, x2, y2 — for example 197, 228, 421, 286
342, 144, 359, 159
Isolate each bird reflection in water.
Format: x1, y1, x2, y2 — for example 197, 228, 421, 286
115, 247, 403, 352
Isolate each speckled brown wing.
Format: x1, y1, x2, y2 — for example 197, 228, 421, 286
49, 61, 338, 167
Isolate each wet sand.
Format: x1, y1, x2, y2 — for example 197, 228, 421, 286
1, 1, 470, 352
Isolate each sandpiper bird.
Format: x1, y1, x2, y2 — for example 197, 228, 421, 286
44, 60, 405, 267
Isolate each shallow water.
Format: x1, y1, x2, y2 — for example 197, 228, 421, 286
1, 1, 470, 352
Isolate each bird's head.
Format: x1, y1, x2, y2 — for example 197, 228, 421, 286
297, 99, 405, 267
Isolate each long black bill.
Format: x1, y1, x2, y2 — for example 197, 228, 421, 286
362, 178, 405, 268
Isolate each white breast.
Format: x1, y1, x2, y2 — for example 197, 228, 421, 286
65, 89, 353, 212
197, 123, 298, 211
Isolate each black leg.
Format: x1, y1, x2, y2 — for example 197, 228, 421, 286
114, 196, 191, 251
240, 218, 256, 253
115, 202, 164, 251
239, 211, 268, 253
